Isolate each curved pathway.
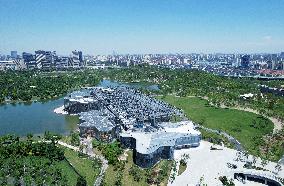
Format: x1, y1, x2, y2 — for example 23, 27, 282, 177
205, 99, 283, 133
229, 106, 283, 133
58, 140, 108, 186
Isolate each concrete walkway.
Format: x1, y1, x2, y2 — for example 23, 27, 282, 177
168, 141, 284, 186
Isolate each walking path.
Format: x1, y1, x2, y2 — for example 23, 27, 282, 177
229, 106, 283, 133
204, 98, 283, 133
196, 124, 244, 151
58, 140, 108, 186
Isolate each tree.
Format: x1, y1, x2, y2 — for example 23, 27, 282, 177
0, 93, 5, 103
219, 176, 235, 186
115, 172, 123, 186
275, 163, 282, 174
78, 144, 85, 157
70, 131, 80, 146
198, 176, 208, 186
261, 159, 268, 168
252, 156, 257, 166
128, 165, 142, 182
27, 133, 33, 141
243, 151, 249, 163
76, 176, 87, 186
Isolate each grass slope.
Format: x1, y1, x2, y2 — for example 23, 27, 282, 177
157, 95, 274, 156
56, 159, 79, 186
64, 148, 101, 186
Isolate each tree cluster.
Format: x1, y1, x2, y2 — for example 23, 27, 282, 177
0, 134, 67, 185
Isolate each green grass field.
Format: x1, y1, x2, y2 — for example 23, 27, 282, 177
157, 95, 274, 156
64, 148, 101, 186
56, 159, 79, 186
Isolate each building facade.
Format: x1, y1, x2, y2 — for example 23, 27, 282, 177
120, 121, 201, 168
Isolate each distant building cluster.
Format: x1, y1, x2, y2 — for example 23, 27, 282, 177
64, 87, 201, 168
0, 50, 83, 70
1, 50, 284, 77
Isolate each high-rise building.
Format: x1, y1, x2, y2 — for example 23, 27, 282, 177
35, 50, 46, 69
71, 50, 81, 68
22, 52, 34, 62
267, 61, 273, 69
78, 51, 83, 63
11, 51, 17, 59
43, 51, 53, 69
52, 51, 57, 62
55, 56, 69, 69
35, 50, 54, 69
240, 55, 250, 68
22, 52, 36, 69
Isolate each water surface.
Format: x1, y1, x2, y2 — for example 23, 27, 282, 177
0, 80, 159, 136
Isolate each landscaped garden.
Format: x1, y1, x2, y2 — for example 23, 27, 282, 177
0, 133, 102, 186
102, 151, 173, 186
64, 148, 101, 186
156, 95, 277, 160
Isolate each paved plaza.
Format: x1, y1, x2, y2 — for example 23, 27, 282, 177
170, 141, 284, 186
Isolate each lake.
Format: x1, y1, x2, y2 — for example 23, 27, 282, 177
0, 80, 159, 136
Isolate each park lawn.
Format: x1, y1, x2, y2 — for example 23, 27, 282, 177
103, 151, 172, 186
64, 148, 101, 186
56, 159, 79, 186
156, 95, 274, 156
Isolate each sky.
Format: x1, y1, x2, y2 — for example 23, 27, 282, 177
0, 0, 284, 55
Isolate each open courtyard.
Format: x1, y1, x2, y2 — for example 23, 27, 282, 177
170, 141, 284, 186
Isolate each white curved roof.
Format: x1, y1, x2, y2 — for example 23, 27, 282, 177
120, 121, 201, 154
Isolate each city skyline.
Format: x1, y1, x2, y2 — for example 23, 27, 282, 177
1, 0, 284, 55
